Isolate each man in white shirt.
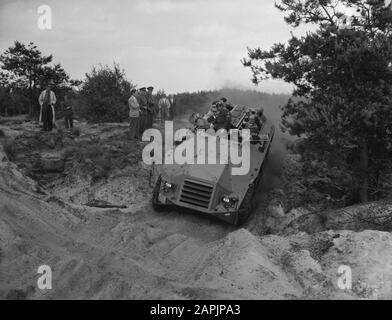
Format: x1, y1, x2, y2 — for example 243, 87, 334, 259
158, 96, 171, 124
128, 88, 140, 139
38, 85, 57, 131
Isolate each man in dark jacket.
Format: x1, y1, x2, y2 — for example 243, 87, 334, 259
213, 101, 231, 131
220, 97, 234, 111
146, 86, 155, 129
137, 87, 148, 134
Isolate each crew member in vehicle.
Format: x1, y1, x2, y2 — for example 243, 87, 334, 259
257, 107, 267, 125
245, 108, 262, 137
220, 97, 234, 112
203, 101, 217, 123
213, 101, 231, 131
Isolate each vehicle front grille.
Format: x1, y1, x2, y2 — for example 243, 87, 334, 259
179, 179, 213, 209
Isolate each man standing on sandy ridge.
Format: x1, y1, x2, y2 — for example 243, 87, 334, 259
158, 94, 171, 124
146, 86, 155, 129
38, 84, 56, 132
169, 95, 176, 120
137, 87, 148, 134
128, 88, 140, 140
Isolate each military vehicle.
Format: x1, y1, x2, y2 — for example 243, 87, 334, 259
152, 105, 275, 225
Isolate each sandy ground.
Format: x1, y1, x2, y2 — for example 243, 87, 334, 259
0, 118, 391, 300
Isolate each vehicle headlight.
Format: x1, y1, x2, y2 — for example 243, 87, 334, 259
221, 196, 239, 208
164, 182, 174, 189
222, 196, 231, 204
162, 181, 176, 193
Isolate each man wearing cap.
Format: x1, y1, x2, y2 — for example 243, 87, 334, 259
38, 84, 57, 131
203, 101, 218, 123
146, 86, 155, 129
128, 88, 140, 140
137, 87, 148, 134
220, 97, 234, 112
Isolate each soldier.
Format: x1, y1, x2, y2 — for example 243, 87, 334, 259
128, 88, 140, 140
220, 97, 234, 111
137, 87, 148, 134
38, 84, 57, 132
203, 102, 218, 123
257, 107, 267, 125
245, 108, 262, 137
213, 101, 231, 131
146, 86, 155, 129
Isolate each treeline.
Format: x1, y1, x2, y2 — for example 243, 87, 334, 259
0, 41, 134, 122
0, 41, 289, 124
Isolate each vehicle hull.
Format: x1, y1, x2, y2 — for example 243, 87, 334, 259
152, 125, 275, 225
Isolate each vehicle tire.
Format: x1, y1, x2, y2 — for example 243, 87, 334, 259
152, 175, 165, 212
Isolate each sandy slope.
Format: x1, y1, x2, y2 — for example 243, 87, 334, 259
0, 121, 391, 300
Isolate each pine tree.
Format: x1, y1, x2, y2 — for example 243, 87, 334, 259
243, 0, 392, 203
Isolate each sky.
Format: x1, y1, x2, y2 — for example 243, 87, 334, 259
0, 0, 311, 94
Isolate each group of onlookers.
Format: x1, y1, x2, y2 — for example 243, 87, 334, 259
37, 84, 175, 138
128, 87, 176, 140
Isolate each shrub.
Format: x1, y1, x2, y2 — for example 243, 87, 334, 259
77, 63, 133, 123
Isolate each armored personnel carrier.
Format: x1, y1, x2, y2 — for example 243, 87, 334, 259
152, 105, 275, 225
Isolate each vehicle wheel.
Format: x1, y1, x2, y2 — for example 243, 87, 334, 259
152, 175, 165, 212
